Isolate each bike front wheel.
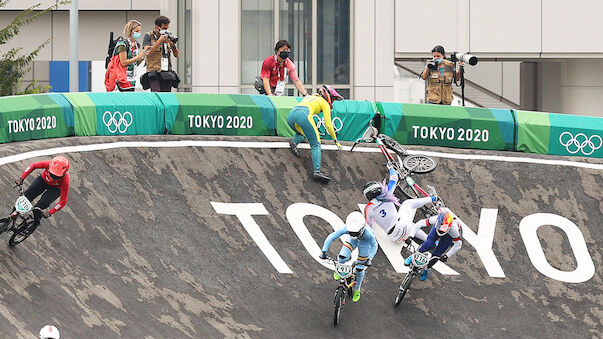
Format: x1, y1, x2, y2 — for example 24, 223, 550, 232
8, 219, 36, 247
403, 155, 437, 174
333, 286, 345, 326
394, 272, 415, 306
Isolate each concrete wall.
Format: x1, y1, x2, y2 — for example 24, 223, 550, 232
395, 0, 603, 58
3, 0, 161, 10
190, 0, 239, 94
560, 59, 603, 117
353, 0, 394, 102
0, 10, 160, 61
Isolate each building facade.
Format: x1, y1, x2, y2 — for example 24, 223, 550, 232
2, 0, 602, 116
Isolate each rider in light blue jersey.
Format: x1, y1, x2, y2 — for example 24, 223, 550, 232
319, 211, 378, 303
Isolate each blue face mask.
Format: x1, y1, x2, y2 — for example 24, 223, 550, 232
435, 58, 443, 64
132, 32, 141, 40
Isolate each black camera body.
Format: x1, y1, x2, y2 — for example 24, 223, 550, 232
427, 60, 438, 70
159, 30, 178, 44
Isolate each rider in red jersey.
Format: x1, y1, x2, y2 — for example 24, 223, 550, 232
15, 156, 70, 227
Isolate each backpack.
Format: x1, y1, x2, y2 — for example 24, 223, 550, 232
105, 32, 130, 69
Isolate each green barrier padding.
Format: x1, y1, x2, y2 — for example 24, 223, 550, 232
311, 100, 374, 142
514, 110, 550, 154
66, 92, 165, 136
271, 96, 303, 138
379, 103, 515, 151
63, 93, 96, 136
516, 110, 603, 158
154, 93, 179, 133
0, 93, 74, 143
168, 93, 275, 136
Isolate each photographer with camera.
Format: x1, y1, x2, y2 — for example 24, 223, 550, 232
141, 16, 180, 92
420, 45, 462, 105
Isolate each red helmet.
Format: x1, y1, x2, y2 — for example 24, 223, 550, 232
48, 156, 69, 179
318, 84, 343, 109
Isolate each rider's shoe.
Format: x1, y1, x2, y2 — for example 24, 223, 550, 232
420, 268, 430, 281
352, 290, 361, 302
313, 171, 331, 183
333, 272, 341, 280
289, 141, 301, 158
404, 256, 412, 266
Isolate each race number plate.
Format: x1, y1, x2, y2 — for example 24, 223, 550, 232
335, 263, 353, 278
413, 252, 430, 267
15, 196, 32, 214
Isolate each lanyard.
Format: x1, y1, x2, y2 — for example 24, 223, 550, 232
274, 55, 288, 80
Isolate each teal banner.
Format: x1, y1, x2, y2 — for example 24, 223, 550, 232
548, 113, 603, 158
312, 100, 375, 142
65, 92, 165, 136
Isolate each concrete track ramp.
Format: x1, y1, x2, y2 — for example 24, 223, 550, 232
0, 135, 599, 338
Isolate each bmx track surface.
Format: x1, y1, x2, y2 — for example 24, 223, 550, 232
0, 135, 600, 338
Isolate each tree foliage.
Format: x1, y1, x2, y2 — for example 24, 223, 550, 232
0, 1, 70, 96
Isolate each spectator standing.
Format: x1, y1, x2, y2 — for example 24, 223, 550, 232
142, 15, 180, 92
105, 20, 147, 92
420, 45, 462, 105
255, 40, 308, 96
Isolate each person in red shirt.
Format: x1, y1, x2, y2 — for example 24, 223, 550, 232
256, 40, 308, 96
14, 156, 70, 228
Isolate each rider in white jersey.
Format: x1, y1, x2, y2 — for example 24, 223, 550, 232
363, 163, 437, 244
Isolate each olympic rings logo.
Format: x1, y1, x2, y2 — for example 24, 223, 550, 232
313, 116, 343, 136
103, 111, 133, 134
558, 132, 602, 156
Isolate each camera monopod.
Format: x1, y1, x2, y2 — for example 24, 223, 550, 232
451, 52, 478, 106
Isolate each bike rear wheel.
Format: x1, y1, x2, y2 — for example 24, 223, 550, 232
8, 218, 36, 247
394, 272, 415, 306
403, 155, 437, 174
333, 286, 345, 326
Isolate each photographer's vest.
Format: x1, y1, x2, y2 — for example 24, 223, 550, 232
427, 60, 455, 104
146, 31, 171, 72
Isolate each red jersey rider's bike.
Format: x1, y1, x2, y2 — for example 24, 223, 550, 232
0, 185, 42, 246
324, 257, 357, 326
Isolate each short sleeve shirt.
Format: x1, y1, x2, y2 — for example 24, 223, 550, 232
260, 55, 299, 87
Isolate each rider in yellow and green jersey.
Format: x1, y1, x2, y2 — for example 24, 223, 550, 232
287, 85, 343, 182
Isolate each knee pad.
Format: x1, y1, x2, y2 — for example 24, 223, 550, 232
355, 265, 365, 273
338, 254, 348, 260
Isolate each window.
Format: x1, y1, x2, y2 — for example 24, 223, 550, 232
318, 0, 349, 85
240, 0, 350, 96
177, 0, 193, 91
241, 0, 275, 85
279, 0, 312, 84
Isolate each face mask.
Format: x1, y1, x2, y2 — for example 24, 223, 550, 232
132, 32, 141, 40
279, 51, 290, 60
435, 58, 443, 64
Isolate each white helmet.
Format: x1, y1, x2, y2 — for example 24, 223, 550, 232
346, 211, 366, 238
39, 325, 60, 339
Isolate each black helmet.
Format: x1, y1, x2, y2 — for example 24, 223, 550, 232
363, 181, 382, 201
